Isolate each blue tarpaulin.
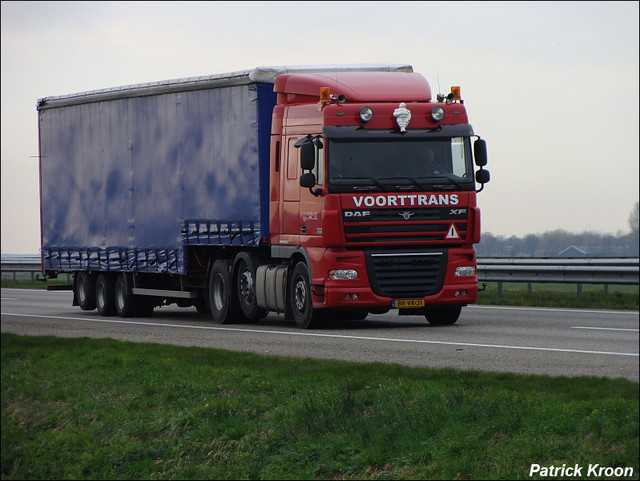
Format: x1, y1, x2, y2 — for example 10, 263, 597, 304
38, 73, 276, 275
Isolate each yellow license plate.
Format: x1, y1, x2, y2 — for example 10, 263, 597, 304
393, 299, 425, 308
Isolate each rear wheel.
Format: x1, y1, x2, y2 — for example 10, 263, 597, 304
75, 272, 96, 310
114, 274, 136, 318
424, 305, 462, 325
209, 260, 233, 324
290, 262, 325, 329
235, 254, 267, 321
95, 273, 116, 316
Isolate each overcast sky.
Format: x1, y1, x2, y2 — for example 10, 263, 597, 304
1, 1, 638, 254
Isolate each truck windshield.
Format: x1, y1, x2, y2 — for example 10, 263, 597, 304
327, 137, 475, 193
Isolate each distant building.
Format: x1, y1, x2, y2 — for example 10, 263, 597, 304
558, 245, 587, 257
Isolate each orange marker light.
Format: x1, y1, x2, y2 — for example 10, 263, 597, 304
320, 87, 331, 104
451, 86, 461, 101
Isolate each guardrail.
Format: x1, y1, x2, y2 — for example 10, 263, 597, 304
1, 256, 45, 281
476, 257, 639, 299
2, 256, 639, 298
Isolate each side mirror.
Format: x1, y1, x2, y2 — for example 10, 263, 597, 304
474, 139, 487, 167
476, 169, 490, 185
300, 142, 315, 171
300, 172, 316, 188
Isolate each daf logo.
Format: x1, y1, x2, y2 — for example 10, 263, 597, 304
399, 211, 415, 220
344, 210, 371, 218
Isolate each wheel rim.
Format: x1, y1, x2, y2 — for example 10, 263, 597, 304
239, 268, 254, 305
294, 278, 307, 312
213, 273, 225, 311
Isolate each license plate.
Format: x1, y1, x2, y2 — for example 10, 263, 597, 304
393, 299, 425, 308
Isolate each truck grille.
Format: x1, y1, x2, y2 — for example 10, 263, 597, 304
364, 249, 447, 298
343, 208, 467, 246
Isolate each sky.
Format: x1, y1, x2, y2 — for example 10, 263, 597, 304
1, 1, 639, 254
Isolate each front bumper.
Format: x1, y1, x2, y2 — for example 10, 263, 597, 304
306, 246, 478, 309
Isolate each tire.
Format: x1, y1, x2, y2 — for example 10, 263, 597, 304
75, 271, 96, 311
136, 297, 155, 317
289, 262, 324, 329
424, 305, 462, 325
95, 273, 116, 316
209, 260, 233, 324
235, 253, 267, 321
114, 274, 136, 318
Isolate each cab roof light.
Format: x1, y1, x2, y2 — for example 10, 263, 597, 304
439, 86, 462, 104
320, 87, 331, 104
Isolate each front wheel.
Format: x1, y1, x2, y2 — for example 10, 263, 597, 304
424, 305, 462, 325
289, 262, 324, 329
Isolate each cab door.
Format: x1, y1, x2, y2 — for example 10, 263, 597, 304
279, 136, 302, 243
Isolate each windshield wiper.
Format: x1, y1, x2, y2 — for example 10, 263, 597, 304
378, 176, 423, 191
430, 173, 464, 189
349, 178, 386, 192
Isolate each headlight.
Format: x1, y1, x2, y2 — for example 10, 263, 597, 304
359, 107, 374, 123
329, 269, 358, 280
431, 106, 445, 122
454, 266, 476, 277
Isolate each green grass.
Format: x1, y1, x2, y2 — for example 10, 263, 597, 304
1, 278, 71, 289
2, 334, 638, 480
477, 282, 638, 310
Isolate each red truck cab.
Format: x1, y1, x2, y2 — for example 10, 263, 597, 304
268, 71, 489, 327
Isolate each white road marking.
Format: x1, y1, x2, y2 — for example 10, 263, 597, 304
572, 326, 639, 332
469, 305, 639, 316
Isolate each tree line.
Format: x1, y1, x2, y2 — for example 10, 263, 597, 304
476, 203, 639, 258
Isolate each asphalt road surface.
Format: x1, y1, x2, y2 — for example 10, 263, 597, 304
2, 288, 638, 382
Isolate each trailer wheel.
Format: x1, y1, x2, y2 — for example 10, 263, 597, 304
114, 274, 136, 318
209, 260, 233, 324
75, 272, 96, 310
424, 306, 462, 325
95, 273, 116, 316
290, 262, 324, 329
235, 253, 267, 321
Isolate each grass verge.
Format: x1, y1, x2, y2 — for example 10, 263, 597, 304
2, 334, 638, 480
476, 282, 638, 310
1, 278, 71, 289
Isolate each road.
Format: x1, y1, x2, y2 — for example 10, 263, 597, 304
2, 288, 638, 382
